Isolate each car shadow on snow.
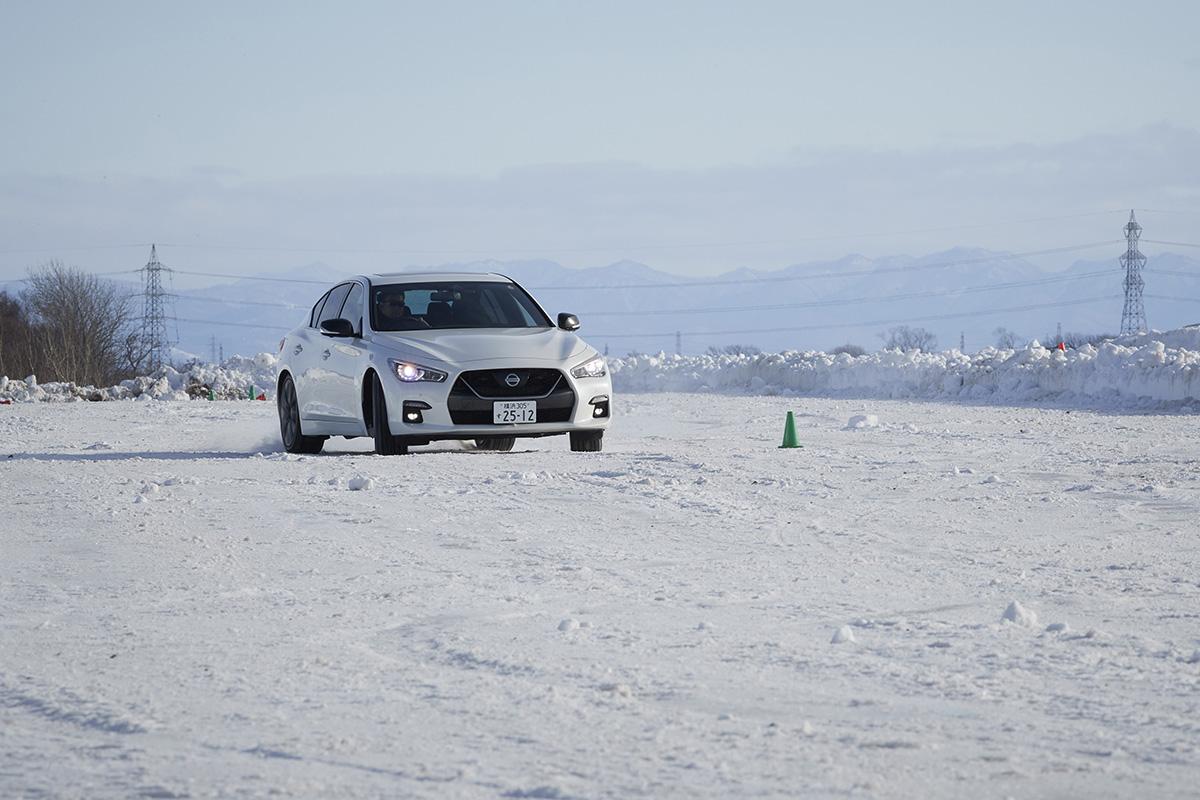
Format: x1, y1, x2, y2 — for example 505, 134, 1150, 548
3, 450, 269, 462
4, 447, 547, 462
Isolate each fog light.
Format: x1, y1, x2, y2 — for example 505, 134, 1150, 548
402, 400, 431, 424
588, 395, 610, 419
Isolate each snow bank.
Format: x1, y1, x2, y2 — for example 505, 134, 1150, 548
609, 326, 1200, 408
0, 353, 278, 403
3, 325, 1198, 409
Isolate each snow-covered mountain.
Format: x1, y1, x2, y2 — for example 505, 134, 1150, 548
169, 250, 1200, 358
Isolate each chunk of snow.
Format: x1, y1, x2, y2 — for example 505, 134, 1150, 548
1045, 622, 1070, 633
347, 476, 374, 491
831, 625, 856, 644
557, 618, 580, 632
1001, 600, 1038, 628
846, 414, 879, 429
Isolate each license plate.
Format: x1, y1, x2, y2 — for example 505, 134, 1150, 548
493, 400, 537, 424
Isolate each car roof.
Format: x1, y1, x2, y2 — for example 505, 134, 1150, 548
359, 271, 513, 285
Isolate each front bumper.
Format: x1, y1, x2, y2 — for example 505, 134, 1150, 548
382, 363, 612, 439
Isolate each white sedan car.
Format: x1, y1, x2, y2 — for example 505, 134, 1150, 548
275, 272, 612, 455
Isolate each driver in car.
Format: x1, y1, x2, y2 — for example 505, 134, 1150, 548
376, 290, 432, 329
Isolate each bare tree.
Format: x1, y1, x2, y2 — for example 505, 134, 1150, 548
993, 327, 1021, 349
1047, 330, 1116, 349
830, 343, 866, 357
0, 291, 39, 379
706, 344, 762, 356
20, 262, 148, 385
879, 325, 937, 352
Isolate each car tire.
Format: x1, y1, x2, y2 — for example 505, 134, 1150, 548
278, 374, 325, 454
569, 430, 603, 452
475, 436, 516, 452
371, 374, 408, 456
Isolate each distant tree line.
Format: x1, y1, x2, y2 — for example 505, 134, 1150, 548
879, 325, 937, 352
0, 262, 150, 385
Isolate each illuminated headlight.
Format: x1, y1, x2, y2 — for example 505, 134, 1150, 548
570, 356, 607, 379
388, 359, 447, 383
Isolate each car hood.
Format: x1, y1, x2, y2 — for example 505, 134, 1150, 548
370, 327, 590, 366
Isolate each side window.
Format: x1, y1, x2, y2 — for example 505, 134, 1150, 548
340, 282, 365, 334
309, 290, 332, 328
318, 283, 352, 327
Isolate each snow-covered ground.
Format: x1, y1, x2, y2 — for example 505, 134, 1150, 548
2, 395, 1198, 798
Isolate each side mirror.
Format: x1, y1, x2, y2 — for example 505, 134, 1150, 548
319, 318, 356, 337
557, 313, 580, 331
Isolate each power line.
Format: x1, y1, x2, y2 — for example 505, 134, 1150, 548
589, 296, 1121, 339
171, 269, 331, 285
1143, 239, 1200, 249
180, 296, 1123, 338
1144, 293, 1200, 303
7, 269, 141, 283
0, 243, 153, 255
159, 241, 1121, 292
1138, 208, 1200, 218
149, 209, 1128, 256
163, 268, 1120, 316
578, 269, 1120, 317
175, 317, 292, 331
528, 241, 1123, 290
170, 294, 308, 310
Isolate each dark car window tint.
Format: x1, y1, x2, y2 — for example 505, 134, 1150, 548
310, 290, 332, 327
371, 282, 551, 332
318, 283, 352, 327
340, 282, 364, 333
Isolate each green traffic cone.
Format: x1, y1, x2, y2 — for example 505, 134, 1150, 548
248, 385, 255, 400
207, 387, 215, 401
778, 410, 802, 448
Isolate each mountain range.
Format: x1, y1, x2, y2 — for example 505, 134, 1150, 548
5, 249, 1195, 360
161, 248, 1198, 359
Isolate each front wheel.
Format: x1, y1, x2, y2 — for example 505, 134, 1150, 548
278, 374, 325, 454
371, 375, 408, 456
569, 430, 603, 452
475, 437, 516, 452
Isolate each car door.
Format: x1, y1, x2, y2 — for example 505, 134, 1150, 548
319, 280, 369, 427
303, 282, 353, 422
290, 288, 331, 422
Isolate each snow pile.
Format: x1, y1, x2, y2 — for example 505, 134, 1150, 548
1001, 600, 1038, 628
0, 353, 279, 403
4, 325, 1198, 408
609, 326, 1200, 407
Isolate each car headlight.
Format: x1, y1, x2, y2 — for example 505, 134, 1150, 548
570, 355, 607, 379
388, 359, 448, 383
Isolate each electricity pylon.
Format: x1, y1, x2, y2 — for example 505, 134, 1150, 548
1119, 210, 1147, 336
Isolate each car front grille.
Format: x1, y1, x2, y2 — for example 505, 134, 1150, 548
456, 368, 563, 398
448, 369, 575, 424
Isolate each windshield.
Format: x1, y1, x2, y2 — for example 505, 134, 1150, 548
370, 281, 553, 332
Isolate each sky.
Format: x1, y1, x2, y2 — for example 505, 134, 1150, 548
1, 0, 1199, 284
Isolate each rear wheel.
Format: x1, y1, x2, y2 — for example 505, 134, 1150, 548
475, 436, 516, 452
569, 430, 603, 452
278, 374, 325, 454
371, 375, 408, 456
